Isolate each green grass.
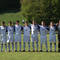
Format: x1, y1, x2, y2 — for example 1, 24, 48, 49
0, 34, 60, 60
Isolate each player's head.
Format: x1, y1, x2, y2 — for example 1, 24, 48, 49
50, 21, 54, 26
32, 20, 35, 25
2, 21, 5, 26
8, 21, 12, 26
25, 21, 28, 26
59, 20, 60, 25
41, 21, 45, 26
16, 20, 19, 25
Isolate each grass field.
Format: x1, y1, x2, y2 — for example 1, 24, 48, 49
0, 34, 60, 60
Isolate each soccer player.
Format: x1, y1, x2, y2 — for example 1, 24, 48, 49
31, 20, 39, 52
15, 20, 22, 52
7, 21, 14, 52
49, 21, 56, 52
0, 21, 7, 52
23, 21, 30, 52
39, 21, 48, 52
57, 20, 60, 52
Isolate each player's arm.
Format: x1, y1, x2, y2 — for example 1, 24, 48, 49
6, 26, 8, 32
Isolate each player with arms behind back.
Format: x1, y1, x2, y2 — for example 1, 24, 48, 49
15, 20, 22, 52
49, 21, 56, 52
0, 21, 7, 52
31, 20, 39, 52
7, 21, 14, 52
39, 21, 48, 52
23, 21, 30, 52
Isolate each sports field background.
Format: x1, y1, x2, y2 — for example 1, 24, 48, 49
0, 34, 60, 60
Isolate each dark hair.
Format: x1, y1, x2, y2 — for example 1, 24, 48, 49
25, 21, 28, 24
16, 20, 19, 23
9, 21, 12, 24
2, 21, 5, 24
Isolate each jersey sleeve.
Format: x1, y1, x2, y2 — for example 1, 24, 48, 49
13, 26, 15, 32
6, 26, 8, 32
21, 26, 23, 31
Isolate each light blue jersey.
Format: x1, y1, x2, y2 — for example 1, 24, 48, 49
23, 26, 30, 51
15, 25, 22, 42
7, 26, 14, 43
49, 26, 56, 43
40, 26, 47, 43
0, 26, 7, 44
23, 26, 30, 42
31, 24, 38, 42
31, 24, 39, 51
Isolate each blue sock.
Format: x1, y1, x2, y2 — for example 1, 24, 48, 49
15, 42, 17, 51
23, 42, 25, 50
8, 43, 10, 51
32, 42, 35, 50
50, 43, 52, 51
12, 42, 14, 52
1, 43, 3, 52
5, 44, 7, 52
40, 42, 42, 50
36, 42, 38, 50
45, 42, 48, 51
54, 43, 56, 51
28, 42, 30, 50
19, 42, 21, 51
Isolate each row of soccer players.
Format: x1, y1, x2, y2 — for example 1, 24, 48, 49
0, 20, 59, 52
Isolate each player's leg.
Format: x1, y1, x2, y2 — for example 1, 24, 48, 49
5, 43, 7, 52
32, 41, 35, 52
15, 42, 17, 52
58, 39, 60, 52
28, 42, 30, 52
19, 42, 21, 52
50, 43, 52, 52
8, 42, 10, 52
40, 42, 43, 52
54, 43, 56, 52
40, 38, 43, 52
1, 43, 3, 52
45, 41, 48, 52
32, 37, 35, 52
23, 42, 26, 52
12, 42, 14, 52
36, 41, 39, 52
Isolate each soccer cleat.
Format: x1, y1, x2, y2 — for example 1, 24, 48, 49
19, 50, 21, 52
46, 50, 48, 52
54, 50, 56, 52
9, 50, 11, 52
40, 50, 42, 52
33, 50, 35, 52
50, 50, 52, 52
28, 50, 31, 52
23, 50, 25, 52
15, 50, 17, 52
1, 50, 3, 52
